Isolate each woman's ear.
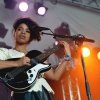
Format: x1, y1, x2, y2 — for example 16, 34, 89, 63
12, 29, 16, 44
12, 29, 16, 39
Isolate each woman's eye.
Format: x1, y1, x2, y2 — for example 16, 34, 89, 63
26, 30, 30, 33
17, 28, 21, 31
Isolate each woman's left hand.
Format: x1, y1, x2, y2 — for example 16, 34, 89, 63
59, 41, 71, 56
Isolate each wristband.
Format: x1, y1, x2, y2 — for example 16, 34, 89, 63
64, 54, 71, 61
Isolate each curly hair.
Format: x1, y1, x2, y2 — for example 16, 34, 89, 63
13, 17, 41, 43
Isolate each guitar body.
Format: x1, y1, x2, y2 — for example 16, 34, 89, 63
0, 50, 51, 92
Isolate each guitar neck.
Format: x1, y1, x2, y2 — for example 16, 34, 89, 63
35, 44, 61, 62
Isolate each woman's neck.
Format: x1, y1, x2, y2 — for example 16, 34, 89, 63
14, 44, 28, 54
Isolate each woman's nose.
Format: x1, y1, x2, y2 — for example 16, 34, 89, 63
22, 30, 25, 34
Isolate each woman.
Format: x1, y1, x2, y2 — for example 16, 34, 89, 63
0, 17, 71, 100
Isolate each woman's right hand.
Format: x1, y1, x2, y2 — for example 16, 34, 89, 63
16, 56, 31, 67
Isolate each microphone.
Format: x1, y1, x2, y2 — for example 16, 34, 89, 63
72, 34, 95, 43
36, 27, 50, 31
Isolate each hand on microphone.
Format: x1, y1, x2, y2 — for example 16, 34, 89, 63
59, 41, 75, 69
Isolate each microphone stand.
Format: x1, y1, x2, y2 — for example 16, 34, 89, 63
42, 32, 94, 100
75, 39, 92, 100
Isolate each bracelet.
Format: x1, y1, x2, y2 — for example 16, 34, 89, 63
64, 55, 71, 61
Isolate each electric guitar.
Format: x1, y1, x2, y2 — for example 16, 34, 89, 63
0, 44, 62, 92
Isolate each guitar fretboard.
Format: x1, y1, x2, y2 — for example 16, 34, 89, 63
36, 45, 61, 62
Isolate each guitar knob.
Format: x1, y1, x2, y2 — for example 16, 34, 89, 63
30, 74, 33, 77
28, 70, 32, 73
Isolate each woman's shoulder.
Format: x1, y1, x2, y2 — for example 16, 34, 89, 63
0, 47, 9, 52
0, 48, 10, 60
0, 48, 19, 54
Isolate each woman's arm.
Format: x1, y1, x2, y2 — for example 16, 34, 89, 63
44, 41, 71, 81
44, 59, 69, 81
0, 56, 31, 69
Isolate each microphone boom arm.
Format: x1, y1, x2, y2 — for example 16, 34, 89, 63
42, 32, 95, 43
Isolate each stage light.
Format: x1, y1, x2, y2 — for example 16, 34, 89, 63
18, 1, 29, 12
37, 6, 47, 15
34, 2, 48, 16
97, 51, 100, 60
82, 47, 90, 57
4, 0, 17, 9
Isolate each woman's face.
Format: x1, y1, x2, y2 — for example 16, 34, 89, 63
14, 23, 31, 44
